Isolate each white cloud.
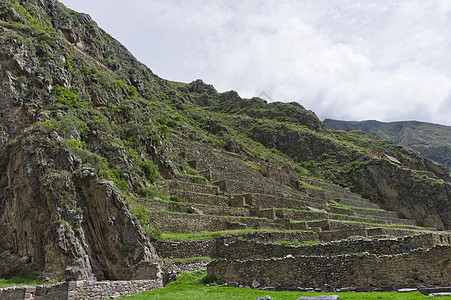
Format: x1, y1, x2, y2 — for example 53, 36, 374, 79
61, 0, 451, 125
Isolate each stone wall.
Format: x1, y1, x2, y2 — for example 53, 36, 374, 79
0, 279, 162, 300
154, 232, 449, 261
154, 240, 217, 259
208, 245, 451, 290
145, 211, 286, 233
260, 163, 299, 188
215, 234, 451, 259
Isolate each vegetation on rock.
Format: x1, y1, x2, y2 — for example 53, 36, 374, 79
0, 0, 450, 286
324, 119, 451, 173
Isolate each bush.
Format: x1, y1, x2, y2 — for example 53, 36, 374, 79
100, 169, 129, 191
52, 86, 80, 107
169, 195, 184, 203
132, 206, 162, 240
139, 160, 159, 184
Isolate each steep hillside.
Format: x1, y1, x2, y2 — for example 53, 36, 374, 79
324, 119, 451, 173
0, 0, 450, 284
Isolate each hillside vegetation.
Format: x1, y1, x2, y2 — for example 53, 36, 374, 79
324, 119, 451, 173
0, 0, 450, 283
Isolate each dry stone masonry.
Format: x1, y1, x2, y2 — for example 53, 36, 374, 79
206, 233, 451, 291
0, 279, 162, 300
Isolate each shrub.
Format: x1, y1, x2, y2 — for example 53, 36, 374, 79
132, 206, 162, 240
52, 86, 80, 107
139, 160, 159, 184
37, 33, 56, 48
99, 169, 129, 191
169, 195, 184, 203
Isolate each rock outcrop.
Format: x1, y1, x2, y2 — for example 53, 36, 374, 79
0, 132, 160, 280
0, 0, 164, 281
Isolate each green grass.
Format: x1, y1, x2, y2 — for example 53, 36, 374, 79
123, 271, 451, 299
0, 272, 64, 288
160, 229, 312, 241
299, 180, 324, 191
161, 257, 214, 263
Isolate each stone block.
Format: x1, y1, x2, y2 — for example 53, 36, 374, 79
397, 288, 417, 293
419, 287, 451, 295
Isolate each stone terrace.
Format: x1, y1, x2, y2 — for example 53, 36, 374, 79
140, 134, 450, 284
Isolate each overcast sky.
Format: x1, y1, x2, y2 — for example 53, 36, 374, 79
60, 0, 451, 126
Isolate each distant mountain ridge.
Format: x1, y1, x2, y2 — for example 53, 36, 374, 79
324, 119, 451, 173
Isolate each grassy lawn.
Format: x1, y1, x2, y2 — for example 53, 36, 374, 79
123, 272, 451, 299
0, 273, 48, 288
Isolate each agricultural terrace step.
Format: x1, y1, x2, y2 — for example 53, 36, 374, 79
171, 135, 296, 190
219, 227, 430, 244
302, 219, 434, 232
351, 207, 400, 219
274, 208, 416, 226
164, 189, 402, 227
135, 198, 250, 217
216, 233, 451, 260
173, 173, 210, 184
156, 179, 220, 195
303, 178, 357, 194
303, 178, 383, 209
336, 207, 417, 226
146, 211, 287, 233
139, 198, 406, 226
154, 233, 451, 260
166, 190, 230, 206
334, 197, 383, 210
214, 179, 307, 198
231, 192, 330, 211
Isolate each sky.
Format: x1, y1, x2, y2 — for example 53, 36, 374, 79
60, 0, 451, 126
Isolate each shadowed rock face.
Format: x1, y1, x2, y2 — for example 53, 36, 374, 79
0, 134, 160, 280
0, 0, 163, 281
346, 159, 451, 230
0, 0, 451, 284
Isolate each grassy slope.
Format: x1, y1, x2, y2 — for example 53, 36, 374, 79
324, 119, 451, 172
123, 272, 451, 300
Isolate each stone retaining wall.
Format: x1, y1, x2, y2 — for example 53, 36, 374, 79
0, 279, 162, 300
145, 211, 286, 233
208, 245, 451, 290
154, 240, 217, 259
154, 232, 449, 260
232, 193, 327, 211
216, 234, 451, 259
169, 190, 229, 206
138, 198, 249, 217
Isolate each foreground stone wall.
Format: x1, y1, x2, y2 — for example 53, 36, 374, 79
154, 233, 449, 259
0, 279, 162, 300
216, 234, 451, 259
208, 245, 451, 290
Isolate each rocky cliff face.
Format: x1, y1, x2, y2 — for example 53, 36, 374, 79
1, 0, 451, 283
0, 114, 161, 281
0, 0, 162, 281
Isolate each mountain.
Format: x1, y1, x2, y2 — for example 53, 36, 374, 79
324, 119, 451, 173
0, 0, 450, 284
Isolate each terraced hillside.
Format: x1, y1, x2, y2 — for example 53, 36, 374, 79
0, 0, 450, 291
147, 133, 449, 285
